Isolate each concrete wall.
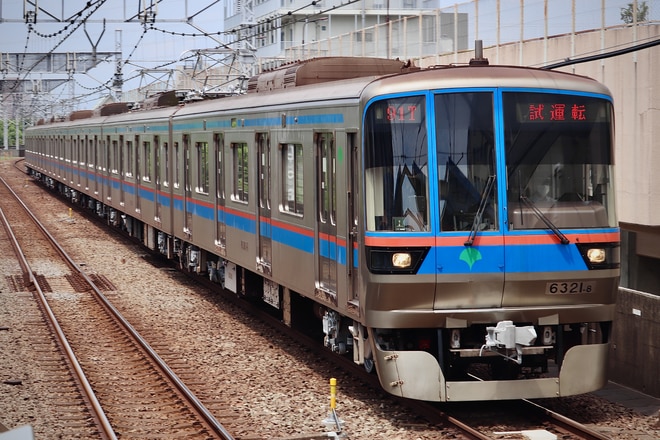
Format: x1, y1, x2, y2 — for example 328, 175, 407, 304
612, 288, 660, 397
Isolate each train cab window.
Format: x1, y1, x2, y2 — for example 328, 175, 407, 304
364, 95, 429, 232
232, 142, 249, 203
196, 141, 209, 194
503, 92, 616, 229
435, 92, 498, 232
281, 143, 304, 215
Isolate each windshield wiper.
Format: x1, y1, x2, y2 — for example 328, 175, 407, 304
519, 195, 570, 245
465, 175, 496, 246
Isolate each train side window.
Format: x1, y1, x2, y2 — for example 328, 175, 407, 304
215, 133, 224, 199
112, 140, 119, 174
143, 140, 152, 182
153, 137, 159, 185
281, 143, 304, 216
196, 141, 209, 194
173, 142, 180, 188
105, 137, 110, 172
316, 132, 336, 225
162, 142, 169, 187
257, 133, 270, 209
87, 137, 93, 169
232, 142, 249, 203
126, 140, 134, 178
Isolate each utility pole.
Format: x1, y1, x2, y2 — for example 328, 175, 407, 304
113, 29, 123, 102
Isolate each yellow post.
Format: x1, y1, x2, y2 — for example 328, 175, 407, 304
329, 378, 337, 410
69, 208, 73, 218
322, 377, 344, 433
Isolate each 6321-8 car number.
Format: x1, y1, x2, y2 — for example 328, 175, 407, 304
546, 281, 594, 294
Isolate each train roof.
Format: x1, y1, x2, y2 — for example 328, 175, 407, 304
29, 58, 612, 130
361, 63, 612, 101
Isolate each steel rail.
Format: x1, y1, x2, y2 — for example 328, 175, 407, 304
523, 398, 612, 440
0, 176, 117, 440
1, 174, 234, 440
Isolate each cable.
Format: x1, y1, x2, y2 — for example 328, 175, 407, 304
1, 0, 111, 104
542, 36, 660, 69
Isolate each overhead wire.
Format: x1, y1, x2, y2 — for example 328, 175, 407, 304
5, 0, 659, 118
1, 0, 111, 105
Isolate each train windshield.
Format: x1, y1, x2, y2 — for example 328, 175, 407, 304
435, 92, 498, 233
504, 92, 616, 230
364, 95, 430, 232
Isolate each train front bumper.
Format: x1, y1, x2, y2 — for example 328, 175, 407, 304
373, 342, 610, 402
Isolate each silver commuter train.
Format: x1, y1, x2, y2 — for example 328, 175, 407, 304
25, 56, 620, 402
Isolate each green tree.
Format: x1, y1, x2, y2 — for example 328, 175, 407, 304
0, 121, 22, 147
621, 1, 649, 24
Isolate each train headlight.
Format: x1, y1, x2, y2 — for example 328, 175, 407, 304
392, 252, 411, 268
586, 248, 606, 264
366, 246, 430, 274
576, 242, 620, 270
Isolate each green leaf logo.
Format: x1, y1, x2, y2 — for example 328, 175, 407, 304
459, 247, 482, 270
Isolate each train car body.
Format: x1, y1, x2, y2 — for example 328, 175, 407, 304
25, 56, 619, 402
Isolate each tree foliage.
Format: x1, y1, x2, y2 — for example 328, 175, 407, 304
621, 1, 649, 24
0, 121, 22, 147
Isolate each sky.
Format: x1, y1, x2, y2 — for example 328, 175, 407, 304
0, 0, 226, 110
0, 0, 654, 115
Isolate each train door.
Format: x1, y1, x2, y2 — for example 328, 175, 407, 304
433, 91, 505, 308
93, 136, 99, 194
67, 136, 74, 185
70, 136, 76, 186
119, 135, 125, 206
256, 132, 272, 275
183, 134, 192, 235
214, 133, 226, 255
154, 136, 161, 222
135, 135, 142, 214
105, 136, 111, 203
85, 135, 91, 191
93, 136, 97, 195
346, 132, 360, 304
71, 136, 76, 185
83, 135, 89, 190
315, 132, 338, 297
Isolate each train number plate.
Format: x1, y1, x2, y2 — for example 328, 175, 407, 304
545, 281, 594, 294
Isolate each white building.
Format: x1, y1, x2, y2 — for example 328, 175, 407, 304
223, 0, 468, 71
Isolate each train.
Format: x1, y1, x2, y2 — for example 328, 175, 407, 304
24, 54, 620, 402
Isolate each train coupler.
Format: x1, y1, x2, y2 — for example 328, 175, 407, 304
480, 320, 537, 364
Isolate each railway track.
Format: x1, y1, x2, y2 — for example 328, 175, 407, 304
163, 220, 612, 440
0, 174, 233, 439
3, 160, 621, 439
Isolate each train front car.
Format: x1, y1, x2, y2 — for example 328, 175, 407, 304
359, 65, 619, 402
